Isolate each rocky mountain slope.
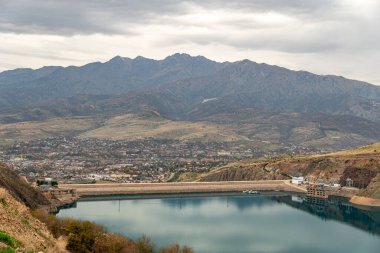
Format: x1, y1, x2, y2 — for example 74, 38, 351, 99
199, 142, 380, 199
0, 163, 50, 208
1, 54, 380, 120
1, 54, 380, 150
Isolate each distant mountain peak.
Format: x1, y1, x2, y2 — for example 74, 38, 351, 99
170, 53, 192, 58
134, 56, 155, 62
237, 59, 258, 65
164, 53, 194, 61
107, 55, 131, 64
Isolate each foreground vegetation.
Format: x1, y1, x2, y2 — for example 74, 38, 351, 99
0, 231, 22, 253
1, 163, 194, 253
32, 209, 193, 253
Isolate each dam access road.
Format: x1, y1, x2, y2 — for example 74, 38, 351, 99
59, 180, 306, 197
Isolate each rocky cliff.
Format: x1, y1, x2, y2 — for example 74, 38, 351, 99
201, 142, 380, 199
0, 163, 50, 209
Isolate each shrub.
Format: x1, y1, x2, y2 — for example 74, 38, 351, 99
0, 231, 21, 249
32, 210, 195, 253
0, 198, 7, 207
65, 219, 105, 253
0, 247, 15, 253
92, 233, 139, 253
31, 209, 63, 238
159, 243, 193, 253
136, 235, 155, 253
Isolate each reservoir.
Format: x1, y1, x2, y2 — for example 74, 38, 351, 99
57, 193, 380, 253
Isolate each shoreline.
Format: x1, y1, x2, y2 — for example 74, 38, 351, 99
349, 196, 380, 208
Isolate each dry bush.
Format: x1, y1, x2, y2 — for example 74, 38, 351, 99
160, 243, 193, 253
92, 233, 139, 253
65, 219, 105, 253
32, 210, 194, 253
136, 235, 155, 253
31, 208, 64, 238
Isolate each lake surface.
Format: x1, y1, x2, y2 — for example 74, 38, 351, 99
57, 193, 380, 253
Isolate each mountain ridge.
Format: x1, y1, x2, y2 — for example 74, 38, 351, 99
1, 53, 380, 151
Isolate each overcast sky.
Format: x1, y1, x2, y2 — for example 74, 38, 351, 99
0, 0, 379, 84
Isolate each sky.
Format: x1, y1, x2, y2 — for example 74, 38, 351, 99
0, 0, 379, 84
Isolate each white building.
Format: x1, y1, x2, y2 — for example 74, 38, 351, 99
291, 177, 305, 185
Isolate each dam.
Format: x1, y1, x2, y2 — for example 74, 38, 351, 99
59, 180, 306, 197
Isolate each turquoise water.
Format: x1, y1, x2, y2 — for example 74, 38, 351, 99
57, 193, 380, 253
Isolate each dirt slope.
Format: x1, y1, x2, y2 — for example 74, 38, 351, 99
201, 142, 380, 199
0, 163, 50, 208
0, 188, 67, 252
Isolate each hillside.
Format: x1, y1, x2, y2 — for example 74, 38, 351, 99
79, 113, 247, 142
0, 163, 66, 252
0, 163, 50, 209
199, 142, 380, 199
0, 188, 67, 252
1, 54, 380, 151
328, 142, 380, 156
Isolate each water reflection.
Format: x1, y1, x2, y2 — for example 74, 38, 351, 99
269, 195, 380, 236
58, 193, 380, 253
159, 194, 277, 210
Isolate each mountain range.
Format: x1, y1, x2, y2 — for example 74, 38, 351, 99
1, 53, 380, 151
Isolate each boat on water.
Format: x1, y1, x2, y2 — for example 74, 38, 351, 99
243, 190, 260, 194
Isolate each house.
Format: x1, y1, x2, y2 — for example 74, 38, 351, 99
291, 176, 305, 185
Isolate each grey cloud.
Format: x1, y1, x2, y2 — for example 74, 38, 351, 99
0, 46, 79, 62
0, 0, 189, 35
161, 31, 342, 54
0, 0, 342, 35
1, 0, 380, 84
2, 0, 376, 53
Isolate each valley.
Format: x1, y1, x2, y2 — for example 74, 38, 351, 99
2, 1, 380, 253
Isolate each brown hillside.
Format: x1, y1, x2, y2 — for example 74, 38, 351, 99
201, 143, 380, 199
0, 188, 67, 252
0, 163, 50, 208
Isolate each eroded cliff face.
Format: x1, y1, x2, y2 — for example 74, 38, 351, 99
200, 163, 289, 181
201, 153, 380, 198
0, 188, 67, 253
0, 163, 50, 209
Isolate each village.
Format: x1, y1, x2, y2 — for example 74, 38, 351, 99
0, 137, 266, 184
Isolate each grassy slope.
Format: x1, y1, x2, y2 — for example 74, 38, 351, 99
327, 142, 380, 156
0, 113, 248, 145
80, 114, 248, 142
0, 117, 101, 146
